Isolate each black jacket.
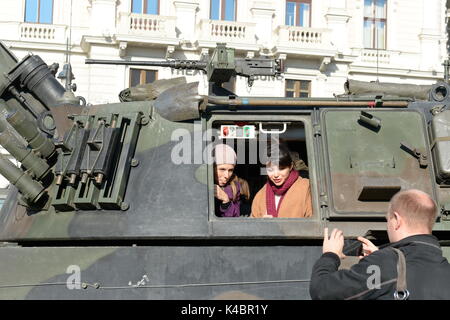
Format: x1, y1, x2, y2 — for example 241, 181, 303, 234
309, 234, 450, 300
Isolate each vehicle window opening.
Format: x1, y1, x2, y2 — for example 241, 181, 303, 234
212, 121, 311, 218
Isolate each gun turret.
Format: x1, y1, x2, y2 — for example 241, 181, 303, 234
85, 43, 283, 87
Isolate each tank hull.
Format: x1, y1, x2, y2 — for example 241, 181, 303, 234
0, 245, 322, 300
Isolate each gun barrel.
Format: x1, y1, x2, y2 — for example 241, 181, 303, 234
0, 118, 50, 180
85, 59, 207, 70
6, 109, 55, 158
0, 154, 45, 203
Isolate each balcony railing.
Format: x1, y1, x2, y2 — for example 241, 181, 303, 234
275, 25, 332, 50
353, 49, 422, 70
19, 23, 67, 43
118, 13, 176, 38
199, 19, 256, 44
361, 49, 391, 64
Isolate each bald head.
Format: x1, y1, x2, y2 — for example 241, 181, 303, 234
388, 189, 437, 232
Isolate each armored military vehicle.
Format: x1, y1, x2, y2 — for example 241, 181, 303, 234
0, 37, 449, 301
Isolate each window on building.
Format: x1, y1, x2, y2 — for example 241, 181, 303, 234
285, 80, 311, 98
285, 0, 311, 27
130, 69, 158, 87
363, 0, 387, 49
132, 0, 159, 15
24, 0, 53, 24
210, 0, 236, 21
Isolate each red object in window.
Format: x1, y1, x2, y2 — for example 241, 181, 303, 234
222, 127, 229, 136
235, 122, 249, 127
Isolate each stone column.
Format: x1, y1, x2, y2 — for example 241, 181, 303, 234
174, 1, 199, 42
419, 0, 442, 71
89, 0, 118, 37
250, 1, 275, 48
325, 0, 351, 55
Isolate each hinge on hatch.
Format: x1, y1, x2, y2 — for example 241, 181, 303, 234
313, 123, 321, 137
320, 193, 329, 219
400, 142, 428, 168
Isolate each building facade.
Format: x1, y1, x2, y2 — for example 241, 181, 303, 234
0, 0, 447, 195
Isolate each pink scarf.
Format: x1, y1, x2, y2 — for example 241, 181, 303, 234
265, 170, 299, 217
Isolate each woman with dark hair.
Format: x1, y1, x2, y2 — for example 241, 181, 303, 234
251, 143, 312, 218
214, 144, 250, 217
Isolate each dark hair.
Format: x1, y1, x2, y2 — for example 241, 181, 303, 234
266, 143, 293, 168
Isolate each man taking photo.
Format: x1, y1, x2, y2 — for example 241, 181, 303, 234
309, 189, 450, 300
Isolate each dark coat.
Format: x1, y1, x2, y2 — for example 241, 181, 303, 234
309, 234, 450, 300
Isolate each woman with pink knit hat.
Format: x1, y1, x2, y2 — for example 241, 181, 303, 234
213, 143, 250, 217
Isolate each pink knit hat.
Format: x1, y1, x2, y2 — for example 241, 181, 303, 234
214, 144, 237, 165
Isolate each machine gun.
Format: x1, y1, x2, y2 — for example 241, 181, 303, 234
85, 43, 283, 87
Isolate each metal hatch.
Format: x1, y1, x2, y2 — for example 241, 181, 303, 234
320, 109, 436, 218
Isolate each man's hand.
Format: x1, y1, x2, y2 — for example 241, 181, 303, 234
323, 228, 346, 259
214, 185, 230, 203
357, 236, 379, 259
